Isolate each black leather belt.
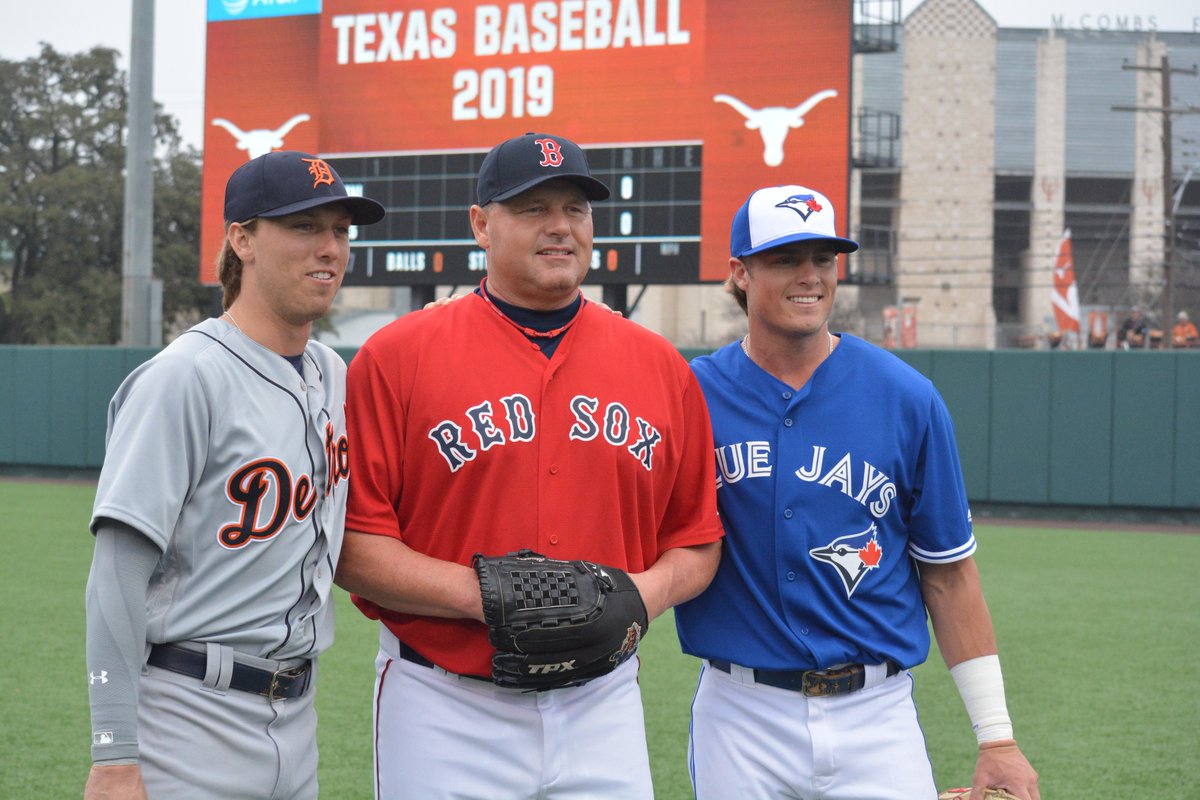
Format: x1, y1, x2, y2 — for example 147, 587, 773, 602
708, 660, 900, 697
148, 644, 312, 701
394, 640, 490, 683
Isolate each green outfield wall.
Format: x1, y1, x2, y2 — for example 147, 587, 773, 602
2, 346, 1197, 512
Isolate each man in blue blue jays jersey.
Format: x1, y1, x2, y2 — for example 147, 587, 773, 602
674, 185, 1039, 800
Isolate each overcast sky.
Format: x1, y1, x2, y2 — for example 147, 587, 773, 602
2, 1, 1196, 150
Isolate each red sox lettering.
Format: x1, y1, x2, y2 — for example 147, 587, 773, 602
220, 423, 350, 549
567, 395, 661, 470
427, 395, 536, 471
428, 393, 662, 473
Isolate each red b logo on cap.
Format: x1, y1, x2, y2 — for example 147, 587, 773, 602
534, 138, 564, 167
303, 157, 336, 188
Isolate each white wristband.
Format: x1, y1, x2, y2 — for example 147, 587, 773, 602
949, 654, 1014, 745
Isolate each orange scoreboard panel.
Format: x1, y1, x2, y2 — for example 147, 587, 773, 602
200, 0, 852, 286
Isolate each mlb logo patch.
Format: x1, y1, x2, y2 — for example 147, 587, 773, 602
93, 731, 115, 746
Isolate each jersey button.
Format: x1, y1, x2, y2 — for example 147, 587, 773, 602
786, 571, 796, 581
782, 391, 792, 400
783, 509, 793, 519
549, 465, 559, 475
783, 418, 793, 427
549, 535, 559, 545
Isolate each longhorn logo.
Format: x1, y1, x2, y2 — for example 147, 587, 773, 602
713, 90, 838, 167
211, 114, 312, 160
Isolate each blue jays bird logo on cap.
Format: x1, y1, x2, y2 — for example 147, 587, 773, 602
729, 184, 859, 258
776, 193, 824, 222
809, 523, 884, 598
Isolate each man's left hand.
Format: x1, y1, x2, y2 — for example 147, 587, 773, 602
970, 739, 1039, 800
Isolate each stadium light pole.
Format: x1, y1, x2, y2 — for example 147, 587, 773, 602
121, 0, 160, 346
1116, 56, 1200, 348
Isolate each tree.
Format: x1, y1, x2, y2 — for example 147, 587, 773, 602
0, 44, 208, 344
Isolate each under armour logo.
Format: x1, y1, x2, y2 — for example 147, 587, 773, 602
89, 671, 109, 685
303, 157, 336, 188
535, 138, 565, 167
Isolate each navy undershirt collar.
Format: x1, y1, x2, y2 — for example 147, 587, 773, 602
476, 284, 582, 357
282, 353, 305, 377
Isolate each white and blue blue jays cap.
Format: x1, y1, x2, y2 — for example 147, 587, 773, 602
224, 150, 385, 226
730, 185, 859, 258
477, 132, 610, 206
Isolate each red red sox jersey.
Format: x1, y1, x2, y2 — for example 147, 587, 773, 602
345, 295, 724, 677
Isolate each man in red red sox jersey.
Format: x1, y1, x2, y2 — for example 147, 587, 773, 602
338, 132, 724, 799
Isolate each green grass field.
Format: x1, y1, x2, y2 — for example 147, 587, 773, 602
3, 479, 1198, 798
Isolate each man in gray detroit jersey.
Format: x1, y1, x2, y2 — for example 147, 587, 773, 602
84, 151, 384, 799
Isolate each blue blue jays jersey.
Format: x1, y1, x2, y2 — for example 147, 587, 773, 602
675, 334, 974, 671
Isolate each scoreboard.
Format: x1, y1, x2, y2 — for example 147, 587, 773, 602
200, 0, 853, 286
331, 142, 700, 286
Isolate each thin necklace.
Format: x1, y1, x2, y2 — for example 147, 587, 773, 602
477, 278, 584, 340
742, 331, 834, 358
223, 310, 242, 333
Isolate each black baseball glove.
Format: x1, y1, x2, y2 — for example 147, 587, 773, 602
473, 549, 648, 690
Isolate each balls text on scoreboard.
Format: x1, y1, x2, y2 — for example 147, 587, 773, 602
386, 251, 428, 272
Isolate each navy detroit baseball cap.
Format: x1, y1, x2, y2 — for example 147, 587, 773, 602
476, 132, 610, 206
730, 185, 858, 258
224, 150, 385, 226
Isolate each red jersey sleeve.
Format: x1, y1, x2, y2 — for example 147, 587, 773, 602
345, 341, 406, 539
654, 358, 725, 557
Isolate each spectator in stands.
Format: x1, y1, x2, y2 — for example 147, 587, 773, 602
1172, 311, 1198, 348
1117, 308, 1149, 350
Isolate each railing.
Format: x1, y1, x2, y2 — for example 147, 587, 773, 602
853, 0, 901, 53
853, 108, 901, 168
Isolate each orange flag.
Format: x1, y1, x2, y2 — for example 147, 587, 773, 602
1052, 229, 1081, 334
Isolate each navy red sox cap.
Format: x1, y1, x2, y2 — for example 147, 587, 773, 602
476, 132, 610, 206
224, 150, 385, 226
730, 185, 859, 258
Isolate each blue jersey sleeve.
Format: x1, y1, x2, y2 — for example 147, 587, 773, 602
905, 389, 975, 563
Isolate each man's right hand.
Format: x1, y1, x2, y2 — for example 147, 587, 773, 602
84, 763, 148, 800
423, 293, 465, 309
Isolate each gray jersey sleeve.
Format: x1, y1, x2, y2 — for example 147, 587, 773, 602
91, 346, 212, 548
86, 520, 162, 763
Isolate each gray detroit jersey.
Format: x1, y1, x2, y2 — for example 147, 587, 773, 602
91, 317, 349, 660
